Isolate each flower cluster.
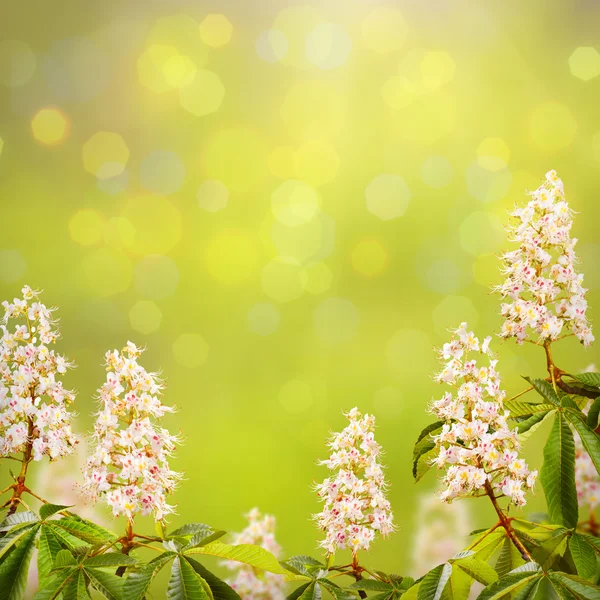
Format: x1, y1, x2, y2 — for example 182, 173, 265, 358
431, 324, 537, 506
496, 169, 593, 346
412, 494, 471, 577
224, 508, 286, 600
575, 433, 600, 513
81, 342, 181, 521
314, 407, 394, 554
0, 286, 77, 461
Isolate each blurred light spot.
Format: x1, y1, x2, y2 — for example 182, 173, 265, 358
476, 137, 510, 172
294, 141, 339, 186
432, 296, 479, 335
261, 257, 305, 303
569, 46, 600, 81
98, 170, 128, 196
129, 300, 162, 334
391, 89, 456, 143
134, 255, 179, 299
122, 196, 182, 256
381, 75, 415, 110
0, 40, 36, 87
302, 262, 332, 295
31, 108, 69, 145
279, 379, 313, 413
104, 217, 135, 249
313, 297, 359, 344
425, 259, 462, 294
281, 81, 345, 140
530, 101, 577, 153
137, 45, 196, 92
179, 69, 225, 116
197, 180, 229, 212
81, 248, 132, 297
147, 15, 208, 68
140, 150, 185, 195
82, 132, 129, 179
273, 6, 321, 68
204, 230, 258, 285
365, 174, 411, 220
472, 254, 500, 288
256, 29, 288, 63
466, 162, 512, 203
421, 156, 453, 188
459, 211, 504, 256
271, 213, 334, 264
42, 37, 109, 101
373, 386, 402, 418
199, 14, 233, 48
386, 329, 433, 377
248, 303, 280, 336
420, 51, 456, 91
351, 239, 388, 277
306, 23, 352, 70
361, 7, 407, 54
203, 128, 268, 190
271, 180, 321, 226
0, 250, 26, 284
172, 333, 209, 368
593, 131, 600, 162
268, 146, 296, 179
69, 209, 106, 246
578, 244, 600, 289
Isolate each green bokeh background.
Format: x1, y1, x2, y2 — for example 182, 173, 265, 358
1, 0, 600, 589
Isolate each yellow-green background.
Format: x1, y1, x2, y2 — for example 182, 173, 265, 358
1, 0, 600, 588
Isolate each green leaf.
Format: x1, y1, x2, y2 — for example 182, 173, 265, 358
478, 573, 542, 600
185, 542, 304, 580
413, 446, 438, 484
568, 534, 597, 581
298, 583, 321, 600
549, 573, 600, 599
471, 531, 506, 562
46, 523, 87, 549
85, 567, 125, 600
412, 423, 442, 482
0, 511, 38, 532
38, 525, 64, 580
505, 400, 555, 418
0, 526, 38, 600
452, 557, 497, 585
515, 410, 552, 434
185, 530, 228, 550
495, 537, 524, 577
417, 563, 452, 600
39, 504, 72, 521
186, 557, 242, 600
281, 556, 324, 578
62, 569, 91, 600
287, 583, 312, 600
33, 570, 76, 600
167, 556, 211, 600
54, 549, 77, 569
524, 377, 560, 406
318, 579, 357, 600
123, 552, 175, 600
565, 408, 600, 476
0, 521, 38, 560
52, 518, 116, 545
170, 523, 214, 538
587, 398, 600, 429
83, 553, 137, 568
349, 580, 393, 592
572, 373, 600, 389
541, 411, 578, 528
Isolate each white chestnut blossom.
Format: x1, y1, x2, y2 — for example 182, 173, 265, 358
431, 324, 537, 507
81, 342, 181, 521
224, 508, 286, 600
412, 494, 471, 577
496, 169, 593, 347
314, 407, 394, 554
0, 286, 77, 461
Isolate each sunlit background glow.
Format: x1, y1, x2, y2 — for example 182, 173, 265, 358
1, 0, 600, 588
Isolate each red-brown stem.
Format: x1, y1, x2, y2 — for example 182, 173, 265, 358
6, 418, 35, 517
484, 481, 532, 561
116, 519, 134, 577
351, 553, 367, 599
